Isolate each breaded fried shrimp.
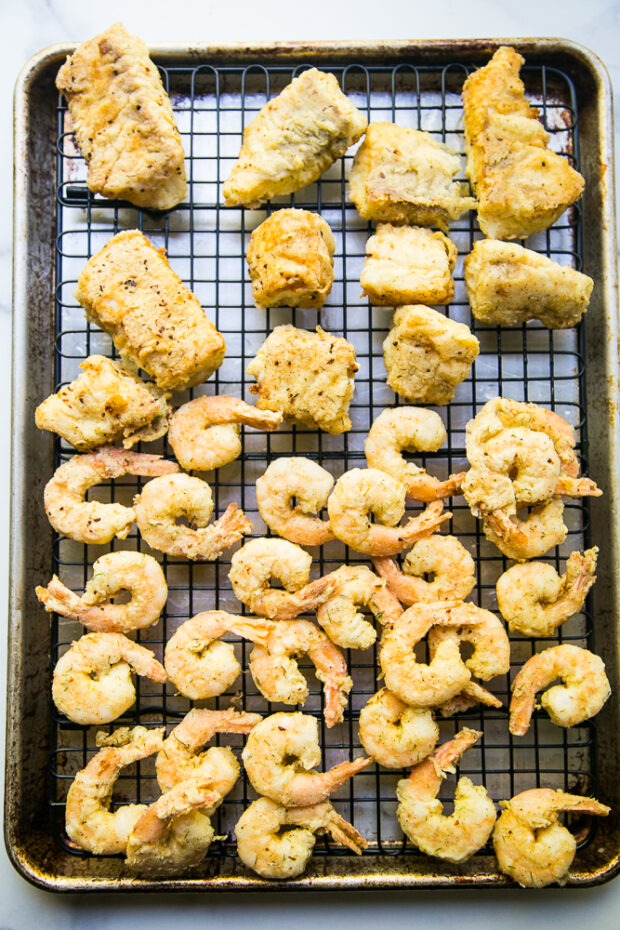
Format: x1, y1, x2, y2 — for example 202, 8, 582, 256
316, 564, 403, 649
256, 458, 335, 546
358, 688, 439, 769
483, 500, 568, 561
373, 535, 475, 605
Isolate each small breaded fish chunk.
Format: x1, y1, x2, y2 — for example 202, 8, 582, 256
464, 239, 593, 328
75, 230, 226, 392
361, 224, 457, 307
247, 209, 336, 309
349, 123, 474, 231
56, 22, 187, 211
247, 325, 358, 434
35, 355, 170, 451
222, 68, 367, 207
383, 305, 479, 405
462, 47, 584, 240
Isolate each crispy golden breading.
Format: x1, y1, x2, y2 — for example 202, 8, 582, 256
247, 209, 336, 309
464, 239, 593, 328
349, 123, 474, 231
56, 23, 187, 211
462, 47, 585, 240
383, 305, 479, 405
222, 68, 367, 207
34, 355, 170, 451
75, 230, 226, 392
246, 325, 358, 434
360, 224, 457, 306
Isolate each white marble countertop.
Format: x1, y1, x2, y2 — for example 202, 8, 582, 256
2, 1, 619, 927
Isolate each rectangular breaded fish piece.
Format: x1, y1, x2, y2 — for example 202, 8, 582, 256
361, 224, 457, 306
75, 231, 226, 391
56, 22, 187, 210
223, 68, 367, 207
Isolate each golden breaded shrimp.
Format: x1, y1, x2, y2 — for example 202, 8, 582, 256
358, 688, 439, 769
427, 603, 510, 681
327, 468, 451, 556
229, 538, 337, 620
496, 548, 598, 637
397, 727, 496, 862
168, 395, 282, 472
236, 797, 367, 880
509, 644, 611, 735
53, 632, 167, 725
483, 499, 568, 561
125, 778, 219, 877
256, 457, 335, 546
242, 712, 371, 806
134, 473, 252, 560
44, 447, 179, 544
373, 534, 476, 605
365, 407, 465, 502
494, 788, 610, 888
156, 707, 263, 792
316, 564, 403, 650
36, 551, 167, 634
164, 610, 272, 700
65, 725, 165, 854
248, 619, 353, 727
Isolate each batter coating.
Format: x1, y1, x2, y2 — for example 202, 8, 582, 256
56, 22, 186, 211
361, 224, 457, 306
75, 230, 226, 392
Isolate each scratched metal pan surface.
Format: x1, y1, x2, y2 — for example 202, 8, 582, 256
7, 39, 620, 891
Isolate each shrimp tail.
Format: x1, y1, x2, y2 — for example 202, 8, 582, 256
438, 681, 503, 717
407, 471, 466, 503
194, 503, 252, 560
322, 673, 354, 728
36, 576, 82, 618
324, 756, 373, 793
229, 617, 275, 648
554, 476, 602, 498
325, 811, 368, 854
402, 501, 452, 546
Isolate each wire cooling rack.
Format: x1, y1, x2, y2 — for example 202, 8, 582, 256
49, 58, 597, 865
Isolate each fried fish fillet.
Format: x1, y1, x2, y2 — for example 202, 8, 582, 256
75, 230, 226, 392
223, 68, 367, 207
56, 22, 187, 210
462, 47, 584, 240
35, 355, 170, 451
246, 325, 358, 434
361, 224, 457, 306
464, 239, 593, 328
247, 209, 336, 309
349, 123, 474, 231
383, 305, 479, 405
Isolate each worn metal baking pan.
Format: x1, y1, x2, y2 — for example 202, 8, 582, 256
7, 38, 619, 891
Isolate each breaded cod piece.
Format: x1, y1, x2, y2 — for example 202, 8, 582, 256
35, 355, 170, 451
56, 23, 187, 211
246, 325, 358, 434
360, 224, 457, 306
462, 47, 584, 240
464, 239, 593, 328
383, 305, 479, 405
75, 230, 226, 392
222, 68, 367, 207
247, 209, 336, 309
349, 123, 474, 231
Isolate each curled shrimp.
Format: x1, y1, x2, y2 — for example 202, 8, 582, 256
235, 796, 367, 880
125, 778, 219, 877
494, 788, 610, 887
53, 632, 167, 725
509, 644, 611, 735
496, 548, 598, 637
156, 707, 263, 792
248, 619, 353, 727
65, 725, 165, 854
316, 564, 403, 650
242, 712, 371, 807
36, 551, 167, 633
164, 610, 271, 700
134, 473, 252, 560
256, 457, 335, 546
358, 688, 439, 769
229, 538, 337, 620
483, 499, 568, 561
373, 535, 475, 605
365, 407, 465, 502
427, 603, 511, 682
397, 727, 496, 862
168, 395, 282, 472
44, 447, 179, 544
327, 468, 451, 556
